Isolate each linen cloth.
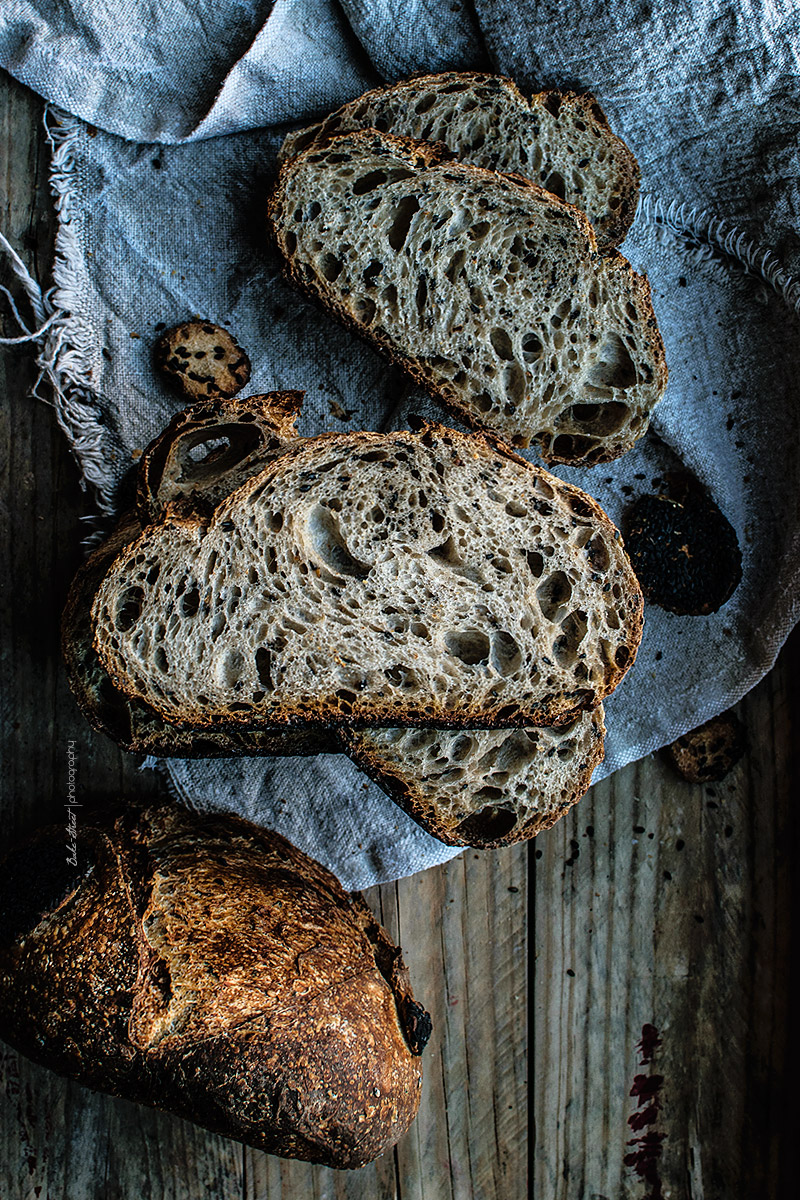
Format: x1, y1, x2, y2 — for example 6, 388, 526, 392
1, 0, 798, 888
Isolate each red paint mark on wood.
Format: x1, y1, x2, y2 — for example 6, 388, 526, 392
637, 1023, 662, 1065
626, 1025, 666, 1200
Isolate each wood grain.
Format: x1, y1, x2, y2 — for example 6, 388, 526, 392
0, 69, 529, 1199
530, 639, 799, 1199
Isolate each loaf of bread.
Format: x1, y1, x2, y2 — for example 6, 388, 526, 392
0, 802, 430, 1168
268, 131, 666, 466
90, 416, 642, 732
279, 71, 640, 250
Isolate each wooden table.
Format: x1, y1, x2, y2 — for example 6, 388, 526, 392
1, 69, 797, 1199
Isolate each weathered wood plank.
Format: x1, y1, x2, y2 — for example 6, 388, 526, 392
531, 633, 798, 1198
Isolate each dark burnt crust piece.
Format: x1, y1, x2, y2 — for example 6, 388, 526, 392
91, 421, 644, 735
338, 706, 606, 848
277, 71, 641, 249
138, 390, 304, 523
623, 477, 742, 616
266, 133, 666, 467
663, 710, 746, 783
154, 321, 252, 403
0, 803, 428, 1169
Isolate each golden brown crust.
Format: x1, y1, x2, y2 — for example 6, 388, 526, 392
154, 321, 251, 403
0, 803, 427, 1168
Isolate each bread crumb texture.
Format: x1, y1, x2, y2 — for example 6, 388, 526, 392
268, 129, 666, 464
278, 72, 640, 249
91, 425, 643, 731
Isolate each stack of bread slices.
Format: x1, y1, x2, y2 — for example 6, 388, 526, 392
64, 72, 664, 847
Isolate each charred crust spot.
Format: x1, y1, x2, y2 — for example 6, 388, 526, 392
397, 996, 433, 1055
623, 484, 742, 615
664, 710, 746, 783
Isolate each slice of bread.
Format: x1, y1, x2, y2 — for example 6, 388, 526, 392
62, 514, 330, 758
67, 395, 612, 842
268, 131, 667, 465
279, 72, 640, 250
341, 707, 604, 847
90, 417, 642, 732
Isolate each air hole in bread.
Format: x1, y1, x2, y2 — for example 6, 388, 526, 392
537, 570, 572, 621
587, 333, 637, 389
544, 171, 566, 200
179, 586, 200, 617
489, 328, 514, 361
551, 433, 600, 460
115, 586, 144, 632
320, 253, 343, 282
491, 630, 522, 675
445, 629, 490, 665
354, 296, 377, 324
306, 504, 371, 580
445, 249, 466, 282
254, 647, 273, 691
352, 170, 389, 195
455, 804, 518, 843
503, 363, 526, 405
469, 220, 490, 240
553, 609, 588, 666
527, 550, 545, 578
384, 664, 418, 690
388, 196, 420, 250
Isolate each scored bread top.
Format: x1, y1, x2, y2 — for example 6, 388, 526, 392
279, 71, 640, 249
91, 421, 643, 732
268, 131, 667, 466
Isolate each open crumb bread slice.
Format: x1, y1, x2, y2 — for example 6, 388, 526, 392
268, 131, 667, 466
279, 72, 640, 250
341, 706, 604, 847
63, 513, 329, 758
65, 394, 607, 844
91, 419, 643, 732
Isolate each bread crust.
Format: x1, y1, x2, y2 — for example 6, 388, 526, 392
0, 803, 428, 1168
